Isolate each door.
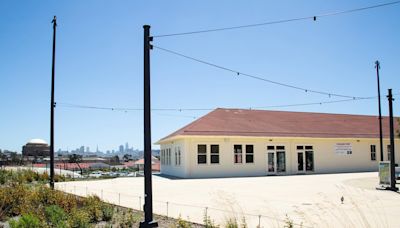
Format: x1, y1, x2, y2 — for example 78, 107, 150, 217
305, 151, 314, 171
297, 152, 304, 171
267, 152, 275, 173
277, 151, 286, 172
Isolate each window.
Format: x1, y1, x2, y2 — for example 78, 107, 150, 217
387, 145, 391, 161
161, 149, 163, 165
197, 145, 207, 164
175, 148, 178, 166
370, 145, 376, 161
178, 148, 181, 165
168, 148, 171, 165
267, 146, 275, 150
234, 145, 242, 163
211, 145, 219, 164
246, 145, 254, 163
296, 146, 304, 150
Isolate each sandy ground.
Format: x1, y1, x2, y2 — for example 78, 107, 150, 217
56, 172, 400, 228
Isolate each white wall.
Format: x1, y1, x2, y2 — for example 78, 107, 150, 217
159, 136, 400, 178
160, 140, 186, 178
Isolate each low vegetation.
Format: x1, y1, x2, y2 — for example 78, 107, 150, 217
0, 169, 203, 227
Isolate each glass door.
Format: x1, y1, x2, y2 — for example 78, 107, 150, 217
305, 151, 314, 171
267, 152, 275, 173
277, 151, 286, 172
297, 152, 304, 171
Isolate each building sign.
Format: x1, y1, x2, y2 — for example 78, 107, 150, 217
378, 161, 391, 187
335, 143, 352, 155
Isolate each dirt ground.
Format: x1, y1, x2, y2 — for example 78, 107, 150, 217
57, 172, 400, 228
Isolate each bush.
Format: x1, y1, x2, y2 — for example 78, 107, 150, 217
9, 214, 42, 228
224, 218, 238, 228
120, 210, 141, 228
67, 209, 91, 228
224, 217, 248, 228
203, 210, 219, 228
284, 214, 294, 228
45, 205, 67, 227
31, 186, 78, 214
101, 204, 114, 222
83, 195, 103, 222
0, 183, 30, 217
174, 215, 192, 228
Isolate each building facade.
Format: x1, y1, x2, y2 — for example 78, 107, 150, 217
157, 109, 400, 178
22, 139, 50, 159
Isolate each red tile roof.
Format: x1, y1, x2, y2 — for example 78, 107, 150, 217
159, 108, 399, 141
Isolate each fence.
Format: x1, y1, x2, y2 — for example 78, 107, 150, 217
56, 183, 309, 227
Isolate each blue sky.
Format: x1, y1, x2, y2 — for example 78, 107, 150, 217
0, 0, 399, 152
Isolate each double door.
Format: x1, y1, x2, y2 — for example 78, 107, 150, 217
297, 151, 314, 172
267, 146, 286, 174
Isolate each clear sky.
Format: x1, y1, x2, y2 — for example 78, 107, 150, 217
0, 0, 399, 152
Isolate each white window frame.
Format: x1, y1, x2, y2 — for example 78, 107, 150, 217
234, 144, 243, 164
370, 145, 376, 161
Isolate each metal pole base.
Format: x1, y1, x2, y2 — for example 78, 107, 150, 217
139, 221, 158, 228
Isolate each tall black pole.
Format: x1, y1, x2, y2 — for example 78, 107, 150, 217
387, 89, 398, 191
49, 16, 57, 190
140, 25, 158, 228
375, 61, 384, 161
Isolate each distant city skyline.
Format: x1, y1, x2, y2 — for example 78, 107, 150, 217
1, 1, 399, 152
56, 142, 140, 154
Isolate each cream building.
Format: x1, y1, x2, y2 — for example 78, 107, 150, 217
156, 108, 399, 178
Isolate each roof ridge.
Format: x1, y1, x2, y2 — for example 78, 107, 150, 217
215, 107, 391, 118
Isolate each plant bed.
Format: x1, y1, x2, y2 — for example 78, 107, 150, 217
0, 169, 203, 227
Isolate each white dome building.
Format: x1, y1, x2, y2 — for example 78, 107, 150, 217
27, 139, 48, 145
22, 138, 50, 158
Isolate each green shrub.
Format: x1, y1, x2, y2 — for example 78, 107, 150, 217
33, 186, 78, 214
83, 195, 103, 222
9, 214, 42, 228
284, 214, 294, 228
0, 170, 10, 184
44, 205, 67, 227
101, 204, 114, 222
203, 210, 219, 228
120, 210, 141, 228
224, 218, 238, 228
67, 209, 91, 228
0, 183, 30, 217
174, 215, 192, 228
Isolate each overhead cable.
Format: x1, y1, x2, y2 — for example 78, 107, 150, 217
56, 96, 385, 113
153, 1, 400, 38
153, 45, 364, 99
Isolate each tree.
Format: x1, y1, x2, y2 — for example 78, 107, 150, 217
68, 154, 83, 175
110, 155, 120, 165
10, 152, 21, 165
122, 154, 132, 162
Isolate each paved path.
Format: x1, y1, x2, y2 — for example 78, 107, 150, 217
56, 172, 400, 228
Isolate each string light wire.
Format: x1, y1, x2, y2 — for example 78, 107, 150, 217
153, 1, 400, 38
56, 94, 397, 114
153, 45, 363, 99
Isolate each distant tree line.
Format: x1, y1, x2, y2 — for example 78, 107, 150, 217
0, 150, 23, 166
